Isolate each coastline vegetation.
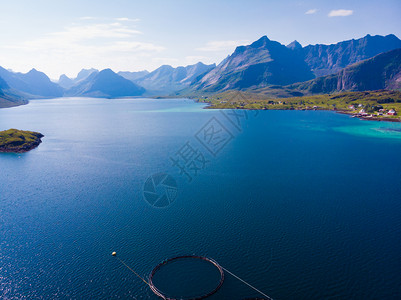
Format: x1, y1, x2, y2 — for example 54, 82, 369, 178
0, 129, 44, 153
197, 90, 401, 121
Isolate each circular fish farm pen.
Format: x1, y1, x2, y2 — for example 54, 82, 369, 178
148, 256, 225, 300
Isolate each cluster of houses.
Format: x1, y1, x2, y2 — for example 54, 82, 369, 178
348, 104, 397, 117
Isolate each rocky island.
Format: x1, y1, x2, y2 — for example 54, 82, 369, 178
0, 129, 44, 153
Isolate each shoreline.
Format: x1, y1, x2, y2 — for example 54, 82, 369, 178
0, 99, 29, 109
2, 96, 400, 124
196, 90, 401, 124
202, 103, 400, 123
336, 111, 401, 122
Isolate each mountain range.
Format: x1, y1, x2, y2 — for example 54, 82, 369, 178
0, 67, 63, 98
58, 68, 98, 89
189, 34, 401, 94
0, 75, 27, 108
0, 33, 400, 108
65, 69, 145, 97
118, 70, 149, 82
290, 48, 401, 94
298, 34, 401, 77
191, 36, 314, 92
132, 62, 216, 95
56, 62, 214, 97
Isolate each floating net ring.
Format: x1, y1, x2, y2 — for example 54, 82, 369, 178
148, 255, 225, 300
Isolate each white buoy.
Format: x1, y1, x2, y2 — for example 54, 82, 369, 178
112, 252, 117, 256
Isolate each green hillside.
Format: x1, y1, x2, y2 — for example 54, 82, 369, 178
198, 90, 401, 121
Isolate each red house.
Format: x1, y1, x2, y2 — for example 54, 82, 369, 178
387, 109, 397, 116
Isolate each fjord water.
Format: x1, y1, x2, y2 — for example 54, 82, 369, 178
1, 98, 401, 299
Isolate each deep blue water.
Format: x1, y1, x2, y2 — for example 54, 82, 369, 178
1, 98, 401, 299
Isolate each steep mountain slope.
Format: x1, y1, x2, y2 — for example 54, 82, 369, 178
65, 69, 145, 97
0, 75, 27, 108
118, 70, 149, 82
58, 68, 99, 89
58, 74, 75, 89
134, 62, 215, 94
286, 40, 302, 50
192, 36, 314, 92
290, 48, 401, 94
0, 75, 9, 91
0, 67, 63, 97
75, 68, 98, 82
299, 34, 401, 77
180, 62, 217, 85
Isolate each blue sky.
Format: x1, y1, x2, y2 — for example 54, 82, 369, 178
0, 0, 400, 79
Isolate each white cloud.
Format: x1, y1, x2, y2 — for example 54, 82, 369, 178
305, 9, 317, 15
51, 23, 142, 41
328, 9, 353, 17
196, 40, 249, 52
115, 17, 140, 22
0, 19, 164, 78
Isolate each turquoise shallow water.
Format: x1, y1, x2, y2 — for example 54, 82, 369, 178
1, 98, 401, 299
331, 116, 401, 140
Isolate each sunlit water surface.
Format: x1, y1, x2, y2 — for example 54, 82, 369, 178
1, 98, 401, 299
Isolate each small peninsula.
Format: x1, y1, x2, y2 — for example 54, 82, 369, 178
0, 129, 44, 153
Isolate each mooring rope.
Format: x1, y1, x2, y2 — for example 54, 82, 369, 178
221, 266, 274, 300
114, 256, 150, 287
113, 252, 273, 300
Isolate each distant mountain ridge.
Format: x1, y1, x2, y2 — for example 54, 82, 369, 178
0, 75, 9, 90
0, 67, 63, 98
133, 62, 215, 94
60, 64, 215, 96
0, 75, 27, 108
65, 69, 145, 98
58, 68, 99, 89
76, 68, 98, 82
295, 34, 401, 77
289, 48, 401, 94
58, 74, 75, 89
118, 70, 149, 82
